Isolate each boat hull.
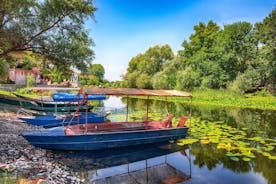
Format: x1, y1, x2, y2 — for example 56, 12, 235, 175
29, 105, 93, 112
21, 127, 188, 151
0, 94, 34, 107
20, 113, 105, 128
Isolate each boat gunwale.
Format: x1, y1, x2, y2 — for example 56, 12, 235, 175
22, 125, 189, 137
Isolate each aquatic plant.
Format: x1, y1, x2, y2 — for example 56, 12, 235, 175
177, 118, 276, 162
130, 89, 276, 110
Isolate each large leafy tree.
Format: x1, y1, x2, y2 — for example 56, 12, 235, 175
178, 21, 223, 89
0, 0, 96, 71
125, 44, 174, 88
254, 6, 276, 90
216, 22, 257, 82
88, 63, 105, 82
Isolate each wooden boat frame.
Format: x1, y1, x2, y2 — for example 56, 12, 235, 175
65, 87, 193, 134
21, 87, 193, 150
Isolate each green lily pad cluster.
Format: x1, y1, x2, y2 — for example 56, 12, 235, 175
109, 109, 276, 162
177, 118, 276, 162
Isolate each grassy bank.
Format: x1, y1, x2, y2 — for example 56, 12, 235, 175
1, 88, 275, 110
132, 89, 276, 110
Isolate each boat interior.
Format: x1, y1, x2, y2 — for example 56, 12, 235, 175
65, 115, 188, 135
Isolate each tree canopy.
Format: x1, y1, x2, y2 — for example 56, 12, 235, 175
0, 0, 96, 71
121, 7, 276, 93
88, 63, 105, 82
125, 44, 174, 88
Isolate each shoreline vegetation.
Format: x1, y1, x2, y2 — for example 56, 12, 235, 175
130, 89, 276, 111
1, 88, 275, 110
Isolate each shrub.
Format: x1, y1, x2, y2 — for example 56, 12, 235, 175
176, 67, 201, 91
228, 73, 248, 94
136, 74, 152, 89
0, 59, 9, 81
26, 74, 35, 88
152, 72, 168, 89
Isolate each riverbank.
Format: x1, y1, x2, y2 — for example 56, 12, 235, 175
0, 112, 85, 184
131, 89, 276, 110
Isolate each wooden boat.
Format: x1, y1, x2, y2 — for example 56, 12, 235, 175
19, 113, 105, 128
28, 104, 93, 112
22, 87, 193, 151
15, 93, 105, 107
0, 93, 92, 112
19, 94, 106, 127
0, 94, 35, 107
14, 93, 106, 113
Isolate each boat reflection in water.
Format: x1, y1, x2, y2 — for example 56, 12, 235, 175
50, 142, 192, 184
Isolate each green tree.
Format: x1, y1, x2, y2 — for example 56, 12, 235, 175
124, 44, 174, 88
88, 64, 105, 82
0, 0, 96, 71
178, 21, 223, 88
216, 22, 257, 82
136, 73, 152, 89
0, 59, 9, 81
254, 7, 276, 90
176, 67, 201, 91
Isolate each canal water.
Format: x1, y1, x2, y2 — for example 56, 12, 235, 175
0, 97, 275, 184
52, 97, 276, 184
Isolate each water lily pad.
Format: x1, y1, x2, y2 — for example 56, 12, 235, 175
263, 146, 274, 151
268, 155, 276, 160
200, 139, 210, 144
262, 152, 271, 157
230, 156, 239, 162
226, 152, 235, 157
242, 157, 251, 161
177, 138, 198, 146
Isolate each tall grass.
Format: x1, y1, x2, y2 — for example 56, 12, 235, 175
132, 89, 276, 110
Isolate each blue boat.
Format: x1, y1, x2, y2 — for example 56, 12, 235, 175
19, 113, 105, 128
52, 93, 106, 102
22, 87, 193, 151
21, 121, 189, 150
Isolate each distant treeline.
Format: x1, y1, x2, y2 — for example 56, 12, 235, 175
110, 7, 275, 94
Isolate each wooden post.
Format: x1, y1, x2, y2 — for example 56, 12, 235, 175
165, 96, 168, 115
189, 96, 193, 127
126, 95, 129, 121
85, 93, 88, 134
146, 96, 149, 120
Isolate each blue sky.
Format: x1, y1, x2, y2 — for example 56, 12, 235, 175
86, 0, 275, 81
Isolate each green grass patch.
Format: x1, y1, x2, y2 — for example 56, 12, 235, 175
0, 90, 16, 97
130, 89, 276, 110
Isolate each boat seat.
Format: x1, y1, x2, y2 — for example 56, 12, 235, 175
65, 128, 75, 135
147, 114, 174, 129
164, 114, 174, 128
177, 117, 187, 127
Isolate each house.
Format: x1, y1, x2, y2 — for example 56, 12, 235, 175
9, 67, 41, 85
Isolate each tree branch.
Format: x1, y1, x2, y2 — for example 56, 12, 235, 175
0, 11, 71, 58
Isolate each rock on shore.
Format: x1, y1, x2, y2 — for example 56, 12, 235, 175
0, 112, 85, 184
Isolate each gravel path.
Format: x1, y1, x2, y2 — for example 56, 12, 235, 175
0, 112, 86, 184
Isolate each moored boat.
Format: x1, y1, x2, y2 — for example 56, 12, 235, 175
0, 94, 35, 107
19, 113, 105, 128
22, 87, 193, 151
22, 120, 189, 150
20, 93, 106, 127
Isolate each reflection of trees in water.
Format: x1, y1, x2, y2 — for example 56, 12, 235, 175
190, 143, 251, 173
124, 98, 276, 183
126, 98, 275, 137
253, 155, 276, 184
190, 143, 276, 184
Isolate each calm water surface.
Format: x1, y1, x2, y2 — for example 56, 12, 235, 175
52, 97, 276, 184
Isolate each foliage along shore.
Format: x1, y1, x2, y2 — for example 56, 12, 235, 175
0, 88, 276, 110
130, 89, 276, 111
